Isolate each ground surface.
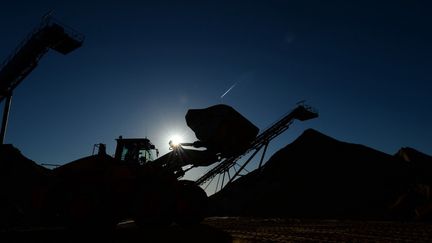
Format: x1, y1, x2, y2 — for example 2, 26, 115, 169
1, 217, 431, 242
204, 217, 432, 242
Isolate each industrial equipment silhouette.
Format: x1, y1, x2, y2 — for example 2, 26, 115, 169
0, 17, 317, 228
0, 15, 84, 143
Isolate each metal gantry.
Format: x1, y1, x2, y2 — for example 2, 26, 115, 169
196, 104, 318, 193
0, 16, 84, 143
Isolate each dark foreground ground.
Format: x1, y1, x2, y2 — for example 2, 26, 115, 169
1, 217, 431, 243
205, 217, 432, 242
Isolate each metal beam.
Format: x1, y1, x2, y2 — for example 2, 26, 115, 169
227, 146, 262, 184
0, 94, 12, 144
258, 142, 269, 169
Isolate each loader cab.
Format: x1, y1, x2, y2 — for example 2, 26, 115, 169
114, 137, 159, 165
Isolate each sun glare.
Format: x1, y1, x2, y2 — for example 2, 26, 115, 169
169, 134, 183, 146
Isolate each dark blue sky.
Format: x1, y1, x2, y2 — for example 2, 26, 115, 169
1, 1, 431, 177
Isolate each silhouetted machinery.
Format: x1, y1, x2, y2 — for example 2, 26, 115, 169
46, 104, 266, 228
0, 16, 319, 230
49, 137, 208, 228
194, 103, 319, 192
1, 103, 317, 229
51, 103, 317, 228
0, 15, 84, 144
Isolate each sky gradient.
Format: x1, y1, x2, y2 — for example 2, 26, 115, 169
1, 1, 431, 181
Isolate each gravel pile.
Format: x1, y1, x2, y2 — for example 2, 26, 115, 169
209, 129, 431, 220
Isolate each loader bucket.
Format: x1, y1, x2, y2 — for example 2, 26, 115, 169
186, 104, 259, 157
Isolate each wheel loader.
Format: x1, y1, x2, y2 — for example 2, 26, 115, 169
0, 104, 259, 229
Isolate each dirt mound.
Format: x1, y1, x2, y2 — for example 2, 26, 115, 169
392, 147, 432, 220
0, 144, 52, 227
396, 147, 432, 184
209, 129, 412, 220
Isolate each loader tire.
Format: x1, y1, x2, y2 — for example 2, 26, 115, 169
174, 181, 208, 225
